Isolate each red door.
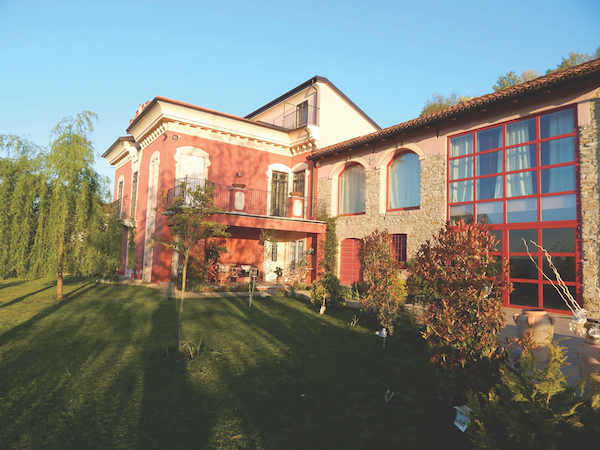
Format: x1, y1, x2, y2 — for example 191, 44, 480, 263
339, 238, 362, 285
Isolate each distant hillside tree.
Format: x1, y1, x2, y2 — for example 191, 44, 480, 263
547, 50, 595, 74
420, 92, 473, 116
493, 70, 540, 91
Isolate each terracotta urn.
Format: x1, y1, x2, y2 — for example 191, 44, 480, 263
512, 309, 555, 362
577, 338, 600, 392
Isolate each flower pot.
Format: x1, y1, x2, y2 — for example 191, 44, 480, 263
276, 276, 284, 285
577, 338, 600, 392
289, 191, 302, 197
513, 309, 555, 362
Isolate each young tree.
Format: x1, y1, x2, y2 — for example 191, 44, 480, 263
319, 212, 338, 273
151, 180, 229, 353
357, 229, 407, 335
407, 220, 512, 396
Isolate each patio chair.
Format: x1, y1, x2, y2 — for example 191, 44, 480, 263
216, 263, 236, 286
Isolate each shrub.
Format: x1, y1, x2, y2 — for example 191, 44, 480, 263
291, 281, 308, 291
466, 337, 600, 448
309, 272, 345, 308
217, 284, 231, 292
350, 281, 368, 298
406, 220, 512, 395
318, 212, 338, 273
357, 229, 407, 335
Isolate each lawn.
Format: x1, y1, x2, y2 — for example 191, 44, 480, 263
0, 277, 473, 449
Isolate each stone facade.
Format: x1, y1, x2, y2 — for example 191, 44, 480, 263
318, 152, 447, 266
580, 94, 600, 311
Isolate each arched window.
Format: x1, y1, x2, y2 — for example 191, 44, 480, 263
339, 163, 366, 215
388, 152, 420, 210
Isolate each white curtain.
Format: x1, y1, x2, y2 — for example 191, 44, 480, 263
340, 164, 366, 214
506, 118, 535, 197
450, 156, 472, 180
450, 180, 472, 203
541, 109, 573, 138
389, 153, 420, 209
450, 135, 473, 157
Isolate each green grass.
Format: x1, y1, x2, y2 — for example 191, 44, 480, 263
0, 277, 473, 449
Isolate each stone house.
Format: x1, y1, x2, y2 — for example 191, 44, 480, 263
307, 59, 600, 313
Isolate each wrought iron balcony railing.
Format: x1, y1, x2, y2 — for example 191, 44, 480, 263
263, 104, 319, 130
111, 197, 133, 222
166, 177, 318, 220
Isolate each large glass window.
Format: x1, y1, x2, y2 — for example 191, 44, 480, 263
339, 163, 366, 215
388, 152, 420, 209
448, 107, 580, 311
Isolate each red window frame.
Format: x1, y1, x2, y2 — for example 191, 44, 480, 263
338, 162, 366, 216
386, 151, 420, 212
446, 106, 581, 313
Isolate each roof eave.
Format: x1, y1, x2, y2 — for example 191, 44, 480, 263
308, 59, 600, 161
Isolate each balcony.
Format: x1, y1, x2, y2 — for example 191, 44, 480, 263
166, 177, 318, 221
110, 196, 135, 224
263, 103, 319, 131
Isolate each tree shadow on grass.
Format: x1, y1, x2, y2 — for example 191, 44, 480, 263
0, 276, 93, 309
0, 279, 26, 291
134, 293, 213, 450
0, 282, 144, 447
177, 295, 473, 449
0, 278, 97, 344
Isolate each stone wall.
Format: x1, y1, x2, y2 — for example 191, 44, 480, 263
580, 93, 600, 311
321, 153, 447, 265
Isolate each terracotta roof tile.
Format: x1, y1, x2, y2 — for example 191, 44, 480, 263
307, 59, 600, 161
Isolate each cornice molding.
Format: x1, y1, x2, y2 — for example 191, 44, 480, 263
137, 119, 313, 155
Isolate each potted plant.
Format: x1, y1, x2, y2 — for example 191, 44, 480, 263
240, 269, 251, 283
523, 239, 600, 388
275, 267, 284, 285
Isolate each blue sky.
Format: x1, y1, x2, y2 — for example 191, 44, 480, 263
1, 0, 598, 187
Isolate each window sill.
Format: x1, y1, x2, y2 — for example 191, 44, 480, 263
387, 206, 420, 212
338, 211, 366, 217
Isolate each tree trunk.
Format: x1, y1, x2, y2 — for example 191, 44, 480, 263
57, 271, 63, 300
56, 237, 64, 300
178, 254, 189, 354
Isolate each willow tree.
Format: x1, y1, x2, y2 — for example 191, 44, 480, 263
150, 181, 229, 353
0, 136, 43, 278
1, 112, 121, 299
